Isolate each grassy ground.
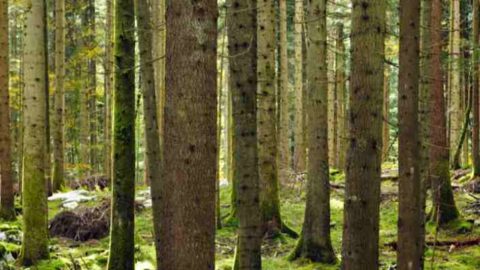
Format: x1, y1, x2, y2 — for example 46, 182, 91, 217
0, 171, 479, 269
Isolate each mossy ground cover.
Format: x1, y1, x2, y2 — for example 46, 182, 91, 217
0, 171, 479, 269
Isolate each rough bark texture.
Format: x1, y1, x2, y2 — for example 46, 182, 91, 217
290, 0, 336, 263
104, 0, 113, 179
472, 0, 480, 176
382, 67, 390, 161
294, 0, 306, 173
227, 0, 262, 269
419, 0, 431, 266
20, 0, 49, 264
278, 0, 291, 184
52, 0, 65, 192
397, 0, 423, 268
135, 0, 163, 265
86, 0, 97, 172
341, 0, 385, 269
257, 0, 286, 236
107, 0, 136, 267
159, 0, 218, 269
0, 0, 15, 220
429, 0, 459, 225
449, 0, 461, 167
335, 23, 347, 170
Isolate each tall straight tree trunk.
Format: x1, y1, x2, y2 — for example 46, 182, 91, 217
278, 0, 291, 184
44, 0, 51, 197
52, 0, 65, 192
159, 0, 217, 269
341, 0, 385, 269
335, 23, 347, 170
107, 0, 136, 267
257, 0, 293, 237
294, 0, 306, 173
419, 0, 432, 266
87, 0, 97, 172
382, 67, 390, 161
135, 0, 162, 265
0, 0, 15, 220
152, 0, 165, 142
104, 0, 113, 179
472, 0, 480, 176
397, 0, 423, 268
227, 0, 262, 269
290, 0, 335, 263
429, 0, 459, 225
449, 0, 462, 168
20, 0, 49, 264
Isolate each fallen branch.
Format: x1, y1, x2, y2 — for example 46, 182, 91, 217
385, 237, 480, 250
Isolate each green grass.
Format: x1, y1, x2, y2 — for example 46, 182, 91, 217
0, 173, 479, 269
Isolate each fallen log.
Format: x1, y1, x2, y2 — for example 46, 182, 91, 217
385, 237, 480, 250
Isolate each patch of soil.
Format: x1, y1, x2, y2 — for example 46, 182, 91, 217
70, 175, 110, 191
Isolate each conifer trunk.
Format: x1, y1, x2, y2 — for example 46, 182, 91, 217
159, 0, 218, 269
382, 68, 390, 161
0, 0, 15, 220
278, 0, 291, 184
290, 0, 336, 263
20, 0, 49, 264
472, 0, 480, 176
227, 0, 262, 268
107, 0, 136, 267
52, 0, 65, 192
341, 0, 385, 268
397, 0, 423, 268
104, 0, 113, 179
294, 0, 306, 173
429, 0, 459, 225
335, 23, 347, 170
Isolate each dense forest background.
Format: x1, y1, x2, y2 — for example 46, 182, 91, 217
0, 0, 479, 269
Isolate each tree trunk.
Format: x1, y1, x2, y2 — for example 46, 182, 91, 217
106, 0, 136, 267
382, 67, 390, 161
449, 0, 462, 168
159, 0, 217, 269
294, 0, 306, 173
335, 23, 347, 170
278, 0, 291, 184
52, 0, 65, 192
20, 0, 49, 264
104, 0, 113, 179
419, 0, 432, 266
135, 0, 163, 264
472, 0, 480, 176
341, 0, 385, 269
257, 0, 292, 237
0, 0, 15, 220
227, 0, 262, 269
290, 0, 336, 263
152, 0, 165, 143
429, 0, 459, 225
397, 0, 423, 268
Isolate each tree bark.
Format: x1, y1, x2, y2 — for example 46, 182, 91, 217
135, 0, 163, 265
0, 0, 15, 220
341, 0, 385, 269
472, 0, 480, 176
335, 23, 347, 170
294, 0, 306, 173
52, 0, 65, 192
278, 0, 291, 184
290, 0, 336, 263
20, 0, 49, 264
159, 0, 218, 269
227, 0, 262, 269
382, 67, 390, 161
429, 0, 459, 225
397, 0, 423, 268
107, 0, 136, 267
104, 0, 113, 179
449, 0, 462, 168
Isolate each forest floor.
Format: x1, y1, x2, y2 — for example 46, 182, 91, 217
0, 166, 479, 270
